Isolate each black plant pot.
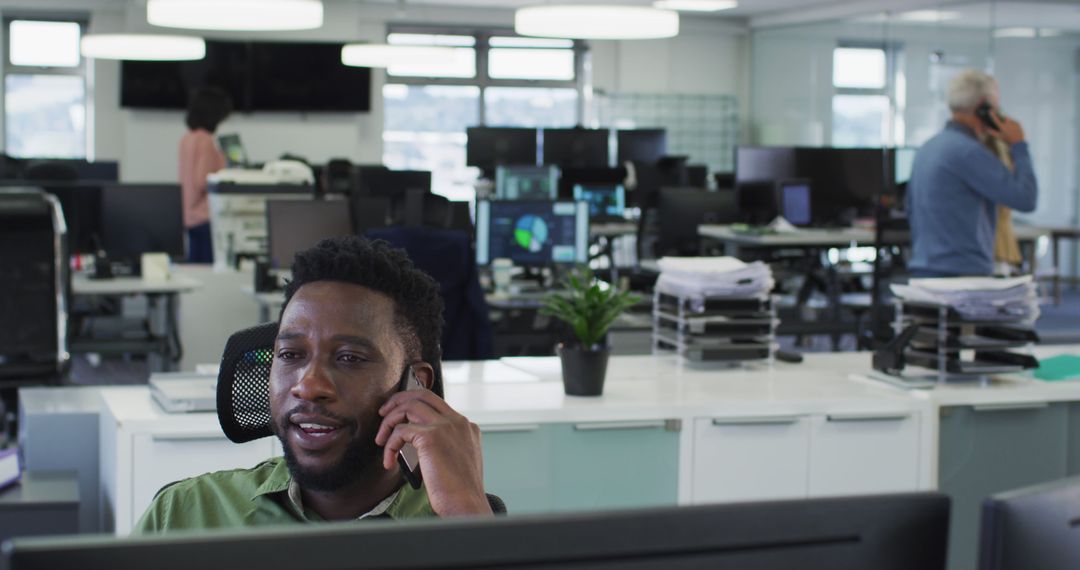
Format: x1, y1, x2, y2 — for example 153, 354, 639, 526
557, 343, 610, 396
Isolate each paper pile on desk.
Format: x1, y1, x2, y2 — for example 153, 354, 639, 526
656, 257, 774, 299
890, 275, 1040, 321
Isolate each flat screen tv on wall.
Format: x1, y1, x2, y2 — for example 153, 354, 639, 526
120, 40, 371, 113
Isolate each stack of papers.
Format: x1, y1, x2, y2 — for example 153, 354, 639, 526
890, 276, 1040, 322
656, 257, 774, 299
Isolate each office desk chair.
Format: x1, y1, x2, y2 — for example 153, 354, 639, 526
216, 323, 507, 515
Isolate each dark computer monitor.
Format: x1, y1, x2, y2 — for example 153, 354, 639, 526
794, 147, 887, 223
978, 476, 1080, 570
735, 146, 797, 185
557, 167, 626, 201
29, 183, 103, 254
447, 201, 473, 236
466, 127, 539, 171
779, 179, 812, 226
349, 194, 391, 235
495, 165, 559, 201
100, 184, 184, 260
542, 128, 610, 169
356, 169, 431, 199
657, 187, 739, 256
573, 184, 625, 220
1, 492, 950, 570
475, 200, 589, 266
617, 129, 667, 165
217, 134, 248, 168
266, 200, 353, 269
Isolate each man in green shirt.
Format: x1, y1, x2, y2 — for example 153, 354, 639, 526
136, 236, 493, 532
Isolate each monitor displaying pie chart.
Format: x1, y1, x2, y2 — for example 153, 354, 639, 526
513, 214, 548, 253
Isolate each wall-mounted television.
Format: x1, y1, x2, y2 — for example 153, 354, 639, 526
120, 40, 371, 113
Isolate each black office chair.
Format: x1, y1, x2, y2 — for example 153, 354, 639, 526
216, 323, 506, 514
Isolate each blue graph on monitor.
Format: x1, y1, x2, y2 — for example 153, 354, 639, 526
513, 214, 549, 253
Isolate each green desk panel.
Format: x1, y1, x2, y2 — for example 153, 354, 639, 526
549, 422, 679, 512
938, 404, 1068, 570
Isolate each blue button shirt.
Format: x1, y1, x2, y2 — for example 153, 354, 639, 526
907, 121, 1038, 277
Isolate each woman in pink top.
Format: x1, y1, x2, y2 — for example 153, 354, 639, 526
179, 87, 231, 263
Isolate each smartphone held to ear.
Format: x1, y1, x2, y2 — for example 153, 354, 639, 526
976, 102, 1004, 129
396, 367, 424, 489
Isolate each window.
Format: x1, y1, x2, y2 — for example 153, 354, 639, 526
4, 19, 87, 159
831, 45, 903, 147
382, 84, 480, 203
383, 28, 582, 201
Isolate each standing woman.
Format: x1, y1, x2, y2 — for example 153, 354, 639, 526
180, 87, 231, 264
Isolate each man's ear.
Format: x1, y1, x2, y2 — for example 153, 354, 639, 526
413, 362, 436, 391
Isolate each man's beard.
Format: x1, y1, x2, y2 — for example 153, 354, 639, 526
275, 407, 383, 492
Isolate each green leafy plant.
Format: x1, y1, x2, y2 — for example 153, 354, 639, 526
540, 267, 640, 350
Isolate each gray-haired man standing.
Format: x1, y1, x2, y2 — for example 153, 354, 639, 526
906, 69, 1038, 278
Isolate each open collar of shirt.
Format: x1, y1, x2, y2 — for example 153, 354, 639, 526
250, 458, 435, 522
946, 120, 977, 140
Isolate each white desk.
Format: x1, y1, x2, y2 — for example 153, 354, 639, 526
90, 346, 1080, 568
242, 286, 284, 324
71, 275, 203, 372
71, 275, 203, 296
698, 225, 874, 249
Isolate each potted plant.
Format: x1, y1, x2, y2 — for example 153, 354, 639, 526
541, 268, 640, 396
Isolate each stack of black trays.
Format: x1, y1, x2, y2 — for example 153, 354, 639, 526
896, 300, 1039, 381
652, 291, 777, 363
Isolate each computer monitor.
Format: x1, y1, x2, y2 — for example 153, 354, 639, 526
466, 127, 539, 171
617, 129, 667, 165
978, 476, 1080, 570
30, 183, 103, 254
349, 195, 391, 235
100, 184, 184, 260
495, 165, 559, 201
735, 146, 797, 184
217, 134, 248, 168
542, 128, 610, 169
476, 200, 589, 266
266, 200, 353, 269
1, 492, 950, 570
573, 184, 625, 220
356, 169, 431, 199
779, 179, 812, 226
657, 187, 739, 257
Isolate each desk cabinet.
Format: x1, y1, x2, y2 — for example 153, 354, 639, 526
481, 421, 680, 514
691, 411, 921, 505
938, 403, 1068, 570
691, 416, 810, 503
807, 412, 920, 497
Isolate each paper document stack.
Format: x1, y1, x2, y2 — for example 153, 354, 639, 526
656, 257, 774, 300
652, 257, 777, 364
890, 276, 1040, 322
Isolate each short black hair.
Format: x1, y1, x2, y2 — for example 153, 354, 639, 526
185, 86, 232, 132
281, 236, 445, 396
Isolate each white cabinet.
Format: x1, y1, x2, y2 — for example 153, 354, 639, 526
691, 409, 921, 505
807, 412, 920, 497
99, 389, 276, 535
691, 416, 811, 503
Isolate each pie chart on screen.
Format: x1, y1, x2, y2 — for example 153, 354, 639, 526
513, 215, 548, 253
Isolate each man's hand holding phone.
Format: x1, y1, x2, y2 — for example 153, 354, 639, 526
375, 378, 493, 517
982, 105, 1026, 146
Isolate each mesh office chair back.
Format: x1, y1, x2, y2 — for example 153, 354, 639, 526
217, 322, 277, 443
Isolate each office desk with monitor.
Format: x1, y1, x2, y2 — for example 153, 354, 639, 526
70, 274, 202, 372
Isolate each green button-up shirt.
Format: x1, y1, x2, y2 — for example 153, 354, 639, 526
134, 457, 436, 534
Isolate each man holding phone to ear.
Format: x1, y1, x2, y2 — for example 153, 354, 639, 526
136, 237, 493, 532
907, 69, 1039, 277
